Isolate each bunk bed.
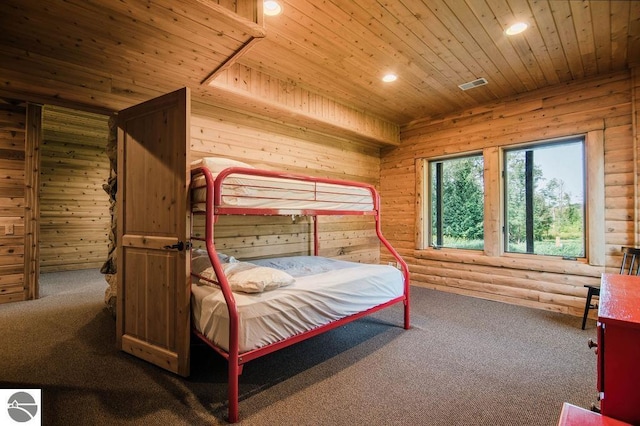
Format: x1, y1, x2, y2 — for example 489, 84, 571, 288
189, 157, 410, 423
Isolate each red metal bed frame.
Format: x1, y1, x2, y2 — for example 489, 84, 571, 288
190, 165, 410, 423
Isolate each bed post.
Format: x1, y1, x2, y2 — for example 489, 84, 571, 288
313, 215, 319, 256
404, 294, 410, 330
195, 165, 243, 422
228, 362, 240, 423
374, 192, 410, 330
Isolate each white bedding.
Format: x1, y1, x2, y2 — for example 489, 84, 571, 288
191, 256, 404, 353
190, 160, 374, 212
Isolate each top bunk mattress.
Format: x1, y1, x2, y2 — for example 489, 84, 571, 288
190, 157, 375, 213
191, 256, 404, 354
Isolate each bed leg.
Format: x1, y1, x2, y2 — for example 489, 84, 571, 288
404, 301, 410, 330
228, 363, 240, 423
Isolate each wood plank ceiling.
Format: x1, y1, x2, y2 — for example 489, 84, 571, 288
0, 0, 638, 130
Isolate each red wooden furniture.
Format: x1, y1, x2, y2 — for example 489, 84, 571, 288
558, 403, 632, 426
592, 273, 640, 425
582, 247, 640, 329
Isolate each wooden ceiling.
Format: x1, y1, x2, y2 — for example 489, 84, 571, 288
1, 0, 639, 129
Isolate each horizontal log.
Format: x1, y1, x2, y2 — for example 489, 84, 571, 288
0, 244, 24, 255
409, 262, 592, 298
0, 254, 23, 266
0, 291, 27, 304
0, 273, 23, 285
413, 281, 580, 317
0, 264, 23, 275
0, 188, 24, 198
412, 249, 603, 277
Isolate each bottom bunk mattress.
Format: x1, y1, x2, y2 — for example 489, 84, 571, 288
191, 256, 404, 354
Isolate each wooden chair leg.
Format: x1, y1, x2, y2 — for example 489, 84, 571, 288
582, 288, 594, 330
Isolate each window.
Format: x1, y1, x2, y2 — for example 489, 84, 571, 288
429, 154, 484, 249
504, 137, 585, 257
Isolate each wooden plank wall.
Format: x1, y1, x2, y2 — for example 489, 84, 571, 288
634, 66, 640, 245
189, 110, 382, 264
0, 100, 26, 303
208, 63, 401, 146
40, 106, 110, 272
24, 104, 42, 299
380, 70, 637, 317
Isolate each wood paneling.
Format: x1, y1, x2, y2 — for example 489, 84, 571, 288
634, 66, 640, 245
382, 70, 636, 317
0, 100, 26, 303
190, 112, 382, 264
206, 64, 400, 146
0, 0, 259, 109
40, 106, 110, 272
0, 1, 637, 128
24, 104, 41, 299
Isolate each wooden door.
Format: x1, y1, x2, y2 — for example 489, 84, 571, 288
116, 88, 191, 377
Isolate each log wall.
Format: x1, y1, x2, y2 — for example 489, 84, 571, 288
40, 106, 110, 272
381, 70, 639, 317
190, 111, 382, 264
0, 101, 27, 303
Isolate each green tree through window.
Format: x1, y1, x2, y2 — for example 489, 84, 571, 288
504, 138, 585, 257
430, 155, 484, 249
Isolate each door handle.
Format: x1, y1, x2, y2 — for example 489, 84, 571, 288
163, 241, 190, 251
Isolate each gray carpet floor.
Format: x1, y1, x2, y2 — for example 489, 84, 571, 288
0, 269, 597, 425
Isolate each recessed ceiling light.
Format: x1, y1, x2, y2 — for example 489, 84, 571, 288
264, 1, 282, 16
505, 22, 528, 35
382, 73, 397, 83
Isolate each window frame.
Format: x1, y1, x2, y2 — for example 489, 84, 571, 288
427, 153, 485, 250
502, 136, 586, 258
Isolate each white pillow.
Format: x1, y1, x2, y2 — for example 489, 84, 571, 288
191, 157, 254, 173
191, 249, 235, 274
199, 261, 295, 293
